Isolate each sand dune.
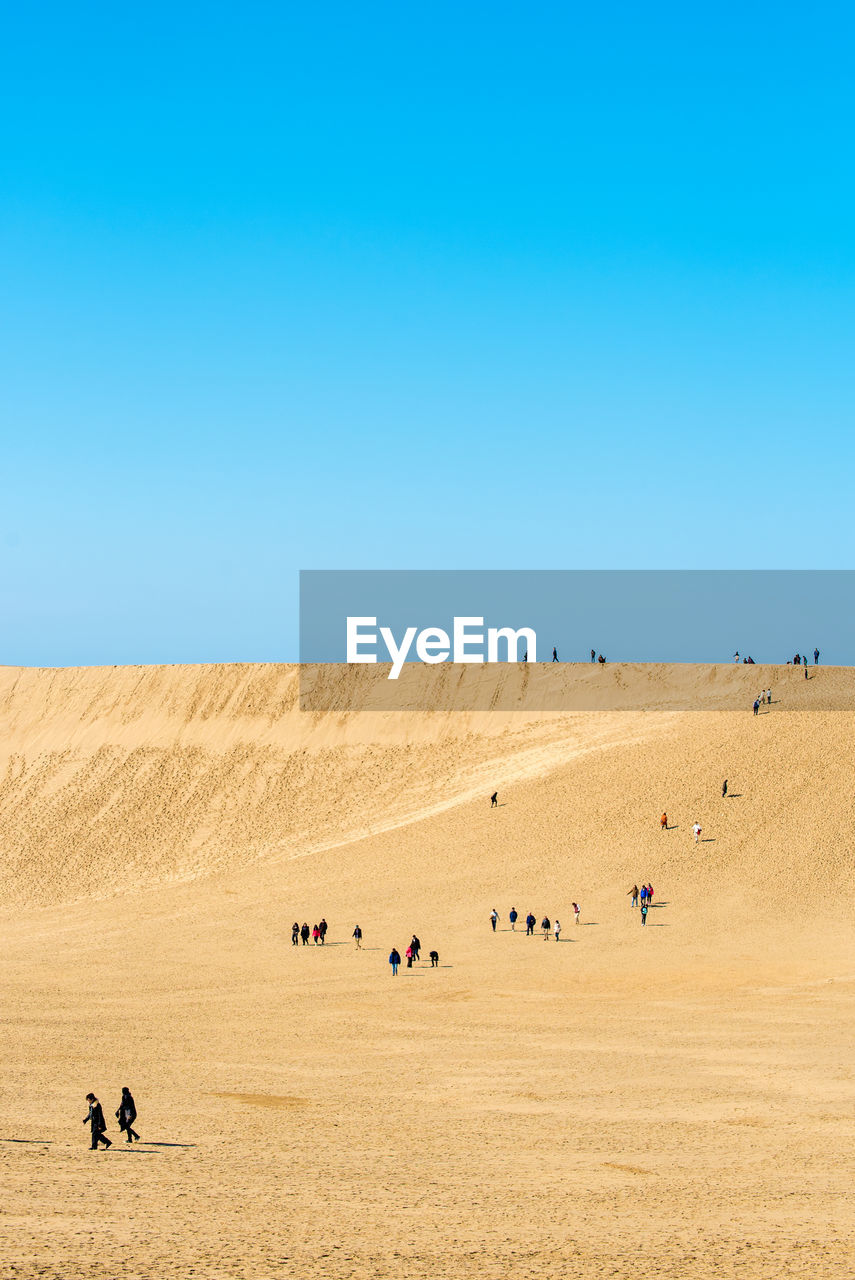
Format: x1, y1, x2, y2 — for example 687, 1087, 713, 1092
0, 663, 853, 1278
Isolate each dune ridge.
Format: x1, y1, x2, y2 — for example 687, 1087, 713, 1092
0, 662, 852, 912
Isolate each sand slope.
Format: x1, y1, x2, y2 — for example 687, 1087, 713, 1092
0, 663, 853, 1279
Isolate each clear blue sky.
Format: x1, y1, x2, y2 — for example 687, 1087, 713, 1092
2, 3, 853, 664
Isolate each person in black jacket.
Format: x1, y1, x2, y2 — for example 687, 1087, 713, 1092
83, 1094, 111, 1150
116, 1087, 140, 1143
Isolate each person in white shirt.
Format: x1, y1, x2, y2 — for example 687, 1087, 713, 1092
692, 822, 702, 843
553, 919, 561, 941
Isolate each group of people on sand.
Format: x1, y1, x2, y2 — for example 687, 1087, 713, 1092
83, 1088, 139, 1150
292, 919, 440, 973
388, 934, 439, 973
627, 884, 654, 925
292, 919, 328, 945
529, 649, 607, 664
493, 906, 581, 939
735, 648, 819, 666
752, 689, 773, 714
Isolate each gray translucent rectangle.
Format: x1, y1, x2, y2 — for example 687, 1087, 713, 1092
299, 570, 855, 711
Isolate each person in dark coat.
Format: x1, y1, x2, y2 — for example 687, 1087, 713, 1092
116, 1087, 140, 1143
291, 922, 300, 946
300, 923, 310, 945
411, 935, 421, 961
83, 1094, 111, 1150
389, 948, 401, 975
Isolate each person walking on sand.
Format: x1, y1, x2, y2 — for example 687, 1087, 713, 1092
591, 648, 596, 663
115, 1087, 140, 1144
541, 915, 551, 939
628, 884, 639, 908
639, 885, 647, 908
814, 647, 820, 665
525, 911, 535, 936
312, 924, 320, 945
83, 1094, 111, 1150
646, 883, 654, 905
411, 935, 421, 961
753, 698, 760, 715
352, 925, 362, 949
722, 779, 728, 798
554, 919, 561, 941
767, 687, 772, 705
300, 922, 310, 945
552, 647, 559, 661
490, 908, 498, 932
660, 812, 668, 831
490, 791, 498, 808
319, 918, 328, 944
389, 948, 400, 976
509, 907, 518, 931
291, 921, 300, 946
640, 903, 649, 926
573, 902, 581, 926
692, 821, 702, 843
405, 944, 413, 968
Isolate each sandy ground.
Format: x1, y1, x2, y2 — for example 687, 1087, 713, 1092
0, 663, 853, 1279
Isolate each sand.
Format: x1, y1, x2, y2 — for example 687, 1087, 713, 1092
0, 662, 853, 1279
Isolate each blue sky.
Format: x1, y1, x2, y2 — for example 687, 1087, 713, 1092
1, 3, 853, 664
